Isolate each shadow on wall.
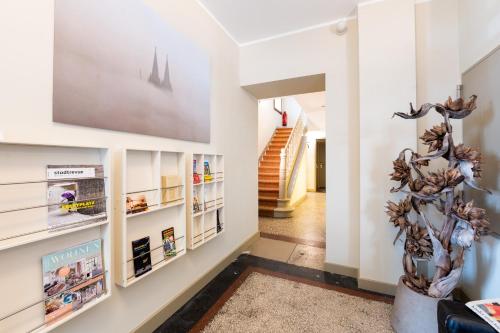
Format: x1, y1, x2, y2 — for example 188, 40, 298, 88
463, 47, 500, 235
461, 45, 500, 299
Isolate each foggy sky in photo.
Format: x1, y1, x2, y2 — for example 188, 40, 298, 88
53, 0, 211, 142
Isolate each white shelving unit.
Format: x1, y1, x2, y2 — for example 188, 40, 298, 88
0, 142, 112, 333
186, 153, 224, 249
115, 149, 186, 288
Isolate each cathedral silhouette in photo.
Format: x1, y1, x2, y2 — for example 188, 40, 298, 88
148, 48, 172, 91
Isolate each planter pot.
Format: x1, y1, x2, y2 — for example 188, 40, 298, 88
391, 276, 452, 333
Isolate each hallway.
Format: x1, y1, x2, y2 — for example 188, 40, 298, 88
259, 192, 325, 247
252, 192, 326, 270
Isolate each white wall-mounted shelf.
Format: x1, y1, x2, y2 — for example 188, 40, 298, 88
186, 154, 224, 250
115, 149, 186, 288
0, 142, 112, 333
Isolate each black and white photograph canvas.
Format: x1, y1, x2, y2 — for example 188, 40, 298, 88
53, 0, 211, 142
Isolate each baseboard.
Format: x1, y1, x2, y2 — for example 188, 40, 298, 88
358, 277, 397, 296
133, 231, 260, 333
324, 262, 359, 278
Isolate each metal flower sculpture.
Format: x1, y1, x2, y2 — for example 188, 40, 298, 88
387, 95, 490, 298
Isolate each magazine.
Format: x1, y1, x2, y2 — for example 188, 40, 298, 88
126, 194, 148, 214
204, 161, 213, 182
193, 187, 202, 213
217, 209, 222, 233
161, 175, 182, 204
162, 227, 176, 257
132, 237, 152, 277
467, 299, 500, 332
193, 159, 201, 184
47, 165, 107, 230
42, 239, 105, 323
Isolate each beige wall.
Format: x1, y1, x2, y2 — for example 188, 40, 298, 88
458, 0, 500, 72
0, 0, 258, 332
416, 0, 462, 158
459, 17, 500, 299
241, 20, 361, 270
290, 150, 308, 206
357, 0, 416, 285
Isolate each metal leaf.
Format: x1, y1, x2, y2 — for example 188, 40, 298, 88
393, 103, 435, 119
459, 161, 492, 194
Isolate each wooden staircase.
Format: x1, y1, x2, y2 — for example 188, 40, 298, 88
258, 127, 293, 217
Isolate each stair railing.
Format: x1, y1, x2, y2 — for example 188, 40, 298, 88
279, 112, 307, 199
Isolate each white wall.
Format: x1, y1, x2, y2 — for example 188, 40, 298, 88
241, 19, 361, 271
458, 0, 500, 72
357, 0, 416, 286
0, 1, 258, 332
416, 0, 462, 158
289, 150, 307, 206
257, 97, 303, 157
258, 99, 282, 157
462, 237, 500, 299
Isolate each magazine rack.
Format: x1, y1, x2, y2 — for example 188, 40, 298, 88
186, 153, 224, 250
0, 142, 112, 333
115, 149, 187, 288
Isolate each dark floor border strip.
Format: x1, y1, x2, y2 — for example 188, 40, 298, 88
259, 232, 326, 248
188, 267, 254, 333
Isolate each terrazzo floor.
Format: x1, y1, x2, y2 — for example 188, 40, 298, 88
156, 255, 394, 333
259, 192, 326, 246
201, 272, 393, 333
256, 192, 326, 270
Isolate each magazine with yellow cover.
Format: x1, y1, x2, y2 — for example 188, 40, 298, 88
47, 165, 107, 229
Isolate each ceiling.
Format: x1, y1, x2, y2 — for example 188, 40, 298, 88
198, 0, 368, 45
294, 91, 326, 131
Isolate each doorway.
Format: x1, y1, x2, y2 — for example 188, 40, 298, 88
316, 139, 326, 192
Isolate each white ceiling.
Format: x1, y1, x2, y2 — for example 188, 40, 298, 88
294, 91, 326, 131
198, 0, 368, 45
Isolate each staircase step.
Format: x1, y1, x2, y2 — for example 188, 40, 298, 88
259, 167, 279, 173
259, 179, 279, 185
258, 205, 276, 211
259, 184, 279, 191
259, 173, 279, 181
259, 199, 278, 207
260, 161, 280, 167
259, 189, 279, 197
259, 195, 278, 201
276, 128, 293, 132
259, 207, 275, 217
263, 155, 280, 161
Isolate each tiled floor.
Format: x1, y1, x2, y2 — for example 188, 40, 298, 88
248, 237, 325, 270
256, 192, 326, 270
259, 192, 326, 246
